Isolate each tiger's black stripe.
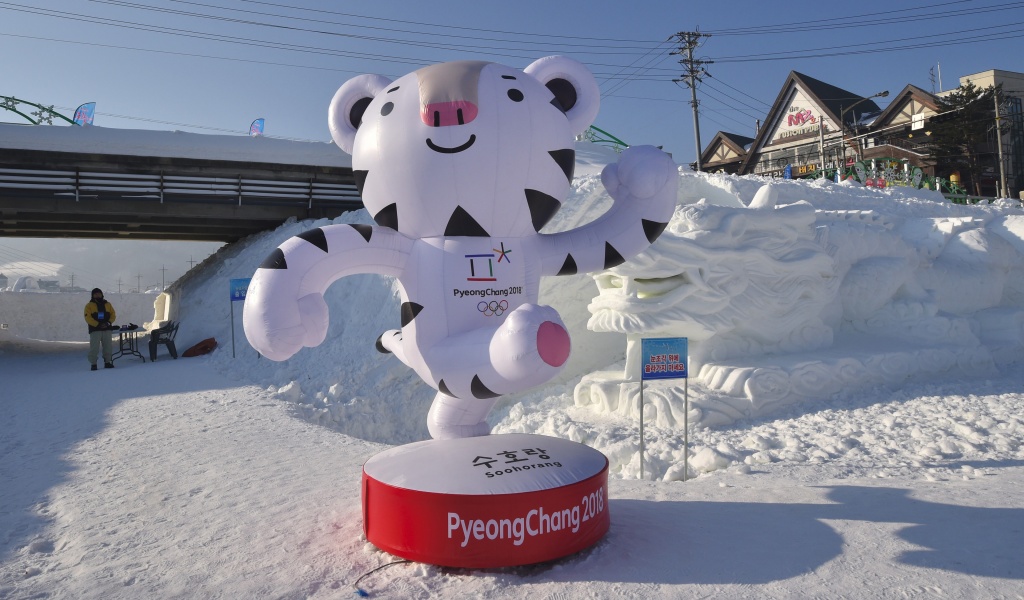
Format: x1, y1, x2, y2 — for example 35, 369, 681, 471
259, 248, 287, 270
296, 228, 329, 253
471, 375, 501, 399
401, 302, 424, 327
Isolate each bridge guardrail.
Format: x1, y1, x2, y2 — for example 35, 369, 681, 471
0, 166, 361, 209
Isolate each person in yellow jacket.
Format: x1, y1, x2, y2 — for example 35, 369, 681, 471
84, 287, 117, 370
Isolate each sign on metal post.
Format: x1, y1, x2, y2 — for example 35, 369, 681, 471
639, 337, 689, 480
229, 278, 251, 358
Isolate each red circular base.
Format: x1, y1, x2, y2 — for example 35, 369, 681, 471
362, 433, 609, 568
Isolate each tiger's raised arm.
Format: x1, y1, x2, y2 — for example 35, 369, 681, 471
536, 144, 678, 277
243, 223, 413, 361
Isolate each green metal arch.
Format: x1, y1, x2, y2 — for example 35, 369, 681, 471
584, 125, 628, 150
1, 96, 76, 125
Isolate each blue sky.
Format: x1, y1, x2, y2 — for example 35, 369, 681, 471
3, 0, 1022, 161
1, 0, 1023, 289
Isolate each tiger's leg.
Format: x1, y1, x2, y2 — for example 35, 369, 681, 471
426, 303, 570, 399
427, 392, 496, 439
421, 303, 571, 438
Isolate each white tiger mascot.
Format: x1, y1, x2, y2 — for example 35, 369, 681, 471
244, 56, 677, 439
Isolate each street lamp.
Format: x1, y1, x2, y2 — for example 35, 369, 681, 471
839, 90, 889, 178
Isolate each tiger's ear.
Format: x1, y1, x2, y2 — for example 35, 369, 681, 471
524, 56, 600, 137
328, 74, 393, 155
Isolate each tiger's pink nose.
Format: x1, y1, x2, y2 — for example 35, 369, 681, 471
422, 101, 478, 127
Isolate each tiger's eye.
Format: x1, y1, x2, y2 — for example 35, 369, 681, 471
507, 89, 524, 102
381, 102, 394, 116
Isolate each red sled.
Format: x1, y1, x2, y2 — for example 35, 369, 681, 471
183, 337, 218, 357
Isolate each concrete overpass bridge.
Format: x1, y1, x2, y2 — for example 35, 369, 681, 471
0, 124, 362, 242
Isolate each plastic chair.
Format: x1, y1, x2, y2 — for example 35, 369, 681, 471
149, 320, 179, 361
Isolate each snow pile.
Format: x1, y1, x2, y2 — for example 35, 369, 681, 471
582, 173, 1024, 431
150, 144, 1024, 479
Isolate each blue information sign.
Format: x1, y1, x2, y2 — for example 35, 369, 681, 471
229, 278, 251, 302
640, 337, 688, 380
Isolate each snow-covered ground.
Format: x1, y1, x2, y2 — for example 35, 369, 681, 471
2, 334, 1023, 598
2, 143, 1024, 597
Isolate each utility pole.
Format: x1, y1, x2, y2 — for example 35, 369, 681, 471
671, 31, 712, 172
818, 119, 826, 175
187, 255, 197, 270
160, 264, 168, 291
136, 273, 143, 294
995, 90, 1008, 198
117, 277, 122, 294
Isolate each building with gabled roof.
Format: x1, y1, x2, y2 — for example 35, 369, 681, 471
698, 131, 755, 174
856, 84, 942, 173
736, 71, 884, 179
705, 68, 1024, 199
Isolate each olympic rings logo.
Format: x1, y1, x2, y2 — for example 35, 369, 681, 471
478, 300, 509, 317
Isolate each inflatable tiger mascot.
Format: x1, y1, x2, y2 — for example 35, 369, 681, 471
243, 56, 677, 438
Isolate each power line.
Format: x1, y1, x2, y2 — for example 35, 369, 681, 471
0, 30, 671, 84
29, 0, 1016, 77
0, 254, 62, 280
696, 111, 738, 139
0, 2, 457, 67
0, 3, 677, 80
601, 93, 684, 104
96, 0, 664, 51
713, 21, 1024, 63
3, 0, 1020, 80
699, 103, 759, 134
85, 0, 662, 57
703, 1, 1023, 35
600, 39, 675, 97
702, 80, 766, 118
233, 0, 659, 44
0, 31, 370, 75
0, 243, 118, 287
0, 0, 668, 75
707, 76, 772, 109
0, 29, 667, 139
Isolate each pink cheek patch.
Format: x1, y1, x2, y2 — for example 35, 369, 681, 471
537, 321, 570, 367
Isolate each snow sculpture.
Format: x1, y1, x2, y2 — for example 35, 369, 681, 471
244, 56, 677, 439
577, 183, 1024, 426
